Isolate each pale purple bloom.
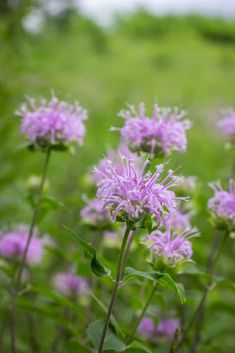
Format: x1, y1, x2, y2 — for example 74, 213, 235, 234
0, 225, 48, 264
138, 317, 155, 339
115, 103, 191, 156
218, 109, 235, 139
166, 208, 192, 232
80, 197, 112, 227
17, 96, 87, 147
157, 319, 180, 341
53, 271, 88, 296
177, 176, 198, 195
103, 231, 119, 239
144, 224, 198, 266
208, 180, 235, 227
96, 155, 179, 224
92, 143, 141, 184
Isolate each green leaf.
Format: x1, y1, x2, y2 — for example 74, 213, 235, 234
124, 267, 185, 303
0, 268, 11, 287
91, 257, 111, 277
38, 196, 65, 222
125, 267, 164, 282
127, 341, 156, 353
87, 320, 126, 352
64, 226, 111, 278
67, 338, 92, 353
158, 274, 185, 303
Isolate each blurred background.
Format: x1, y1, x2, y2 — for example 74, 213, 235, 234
0, 1, 235, 350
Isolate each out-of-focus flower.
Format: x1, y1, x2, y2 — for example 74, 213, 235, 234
96, 155, 179, 225
208, 180, 235, 230
144, 224, 198, 269
157, 319, 180, 341
17, 96, 87, 150
218, 109, 235, 140
92, 143, 141, 184
0, 225, 48, 264
115, 103, 191, 157
80, 197, 112, 228
177, 176, 198, 196
53, 271, 88, 296
138, 316, 155, 339
26, 175, 50, 194
165, 208, 192, 232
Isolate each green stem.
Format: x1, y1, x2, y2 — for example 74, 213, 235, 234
98, 225, 133, 353
11, 147, 51, 353
126, 282, 158, 345
179, 230, 228, 351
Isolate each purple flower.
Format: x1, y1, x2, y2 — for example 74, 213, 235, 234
96, 155, 179, 224
208, 180, 235, 229
80, 197, 112, 228
138, 316, 155, 339
17, 96, 87, 149
157, 319, 180, 341
165, 208, 192, 232
92, 143, 141, 184
53, 271, 88, 296
218, 109, 235, 139
115, 103, 191, 156
144, 224, 198, 267
0, 225, 48, 264
177, 176, 198, 195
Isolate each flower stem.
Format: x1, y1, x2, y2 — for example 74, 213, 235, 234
11, 147, 52, 353
126, 282, 158, 345
98, 225, 133, 353
178, 230, 228, 352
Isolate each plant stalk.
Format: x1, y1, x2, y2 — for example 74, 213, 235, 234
97, 225, 133, 353
11, 147, 51, 353
126, 282, 158, 345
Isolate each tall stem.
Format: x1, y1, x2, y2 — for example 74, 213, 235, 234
98, 225, 133, 353
11, 147, 51, 353
126, 282, 158, 345
179, 230, 228, 352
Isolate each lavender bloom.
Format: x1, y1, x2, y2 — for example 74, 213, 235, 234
157, 319, 180, 341
177, 176, 198, 195
92, 143, 141, 184
53, 271, 88, 296
144, 224, 198, 267
208, 180, 235, 229
0, 225, 48, 264
166, 208, 192, 232
96, 155, 179, 224
17, 96, 87, 149
138, 317, 155, 339
80, 197, 112, 228
116, 103, 191, 156
218, 109, 235, 139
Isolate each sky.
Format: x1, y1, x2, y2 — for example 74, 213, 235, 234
78, 0, 235, 25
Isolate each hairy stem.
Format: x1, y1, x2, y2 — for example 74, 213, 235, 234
98, 225, 133, 353
11, 147, 51, 353
126, 282, 158, 345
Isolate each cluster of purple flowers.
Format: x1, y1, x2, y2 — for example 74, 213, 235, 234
218, 109, 235, 140
144, 223, 198, 268
208, 180, 235, 229
96, 155, 179, 224
116, 103, 191, 156
17, 96, 87, 149
0, 225, 49, 264
138, 316, 180, 341
53, 270, 88, 296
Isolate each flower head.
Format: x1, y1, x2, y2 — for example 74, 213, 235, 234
0, 225, 48, 264
80, 197, 112, 229
17, 96, 87, 150
144, 223, 198, 268
96, 155, 179, 225
138, 317, 155, 339
53, 271, 88, 296
116, 103, 191, 156
165, 208, 192, 233
157, 319, 180, 341
208, 180, 235, 230
218, 109, 235, 140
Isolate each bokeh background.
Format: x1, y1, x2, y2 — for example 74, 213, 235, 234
1, 1, 235, 352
